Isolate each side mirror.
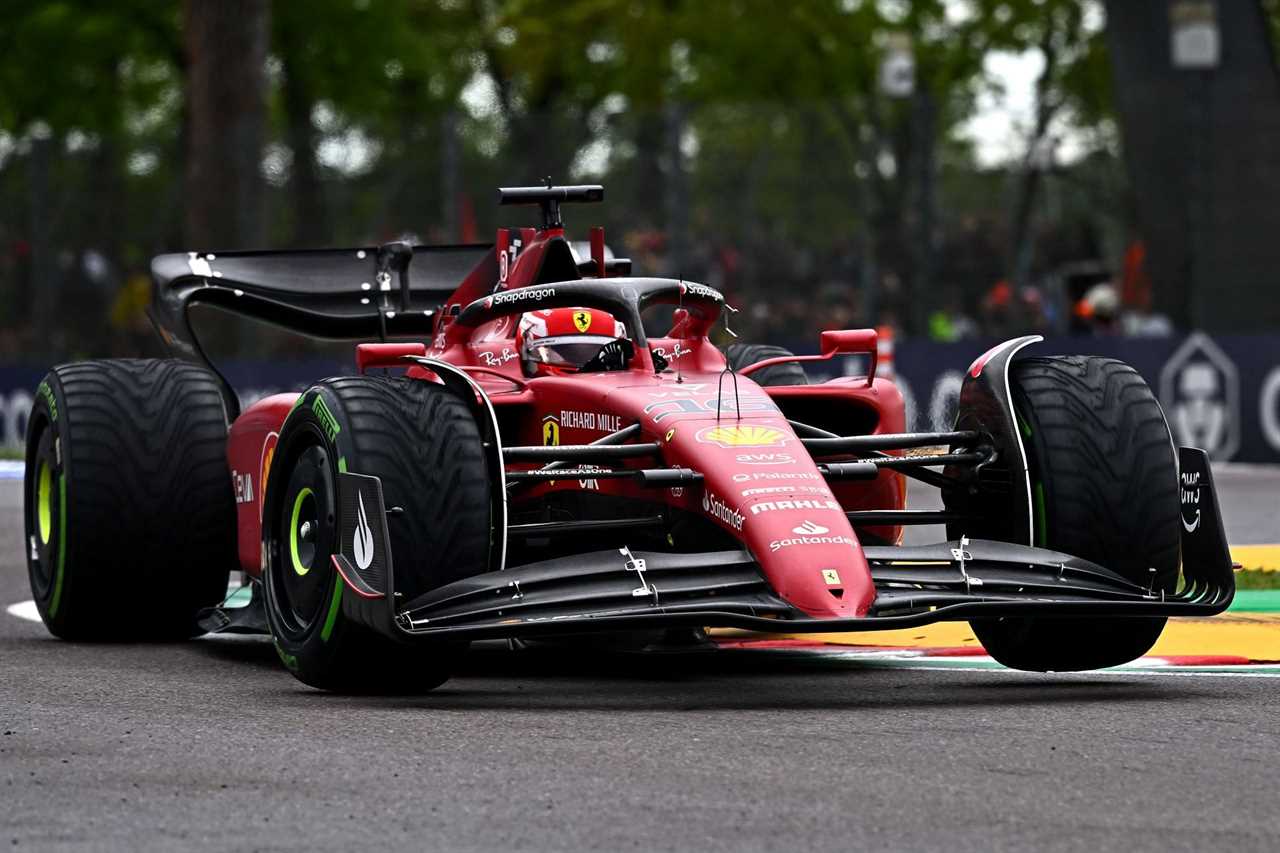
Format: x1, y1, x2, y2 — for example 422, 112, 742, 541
819, 329, 878, 385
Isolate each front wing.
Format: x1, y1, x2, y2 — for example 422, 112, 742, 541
334, 448, 1234, 643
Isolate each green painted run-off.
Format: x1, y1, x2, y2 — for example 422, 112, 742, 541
1230, 591, 1280, 613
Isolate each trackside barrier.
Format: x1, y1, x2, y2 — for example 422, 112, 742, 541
0, 360, 346, 456
795, 332, 1280, 465
4, 333, 1280, 462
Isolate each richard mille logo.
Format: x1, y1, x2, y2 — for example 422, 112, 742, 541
353, 491, 374, 570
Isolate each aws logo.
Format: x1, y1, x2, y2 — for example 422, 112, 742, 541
696, 425, 788, 448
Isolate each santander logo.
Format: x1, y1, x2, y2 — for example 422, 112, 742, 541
768, 519, 856, 553
353, 491, 375, 570
792, 520, 829, 535
701, 489, 745, 531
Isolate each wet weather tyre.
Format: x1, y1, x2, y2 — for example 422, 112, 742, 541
262, 376, 491, 693
971, 356, 1180, 672
23, 360, 235, 640
725, 343, 808, 386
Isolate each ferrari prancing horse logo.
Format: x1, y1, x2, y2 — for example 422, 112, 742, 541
573, 310, 592, 333
542, 415, 560, 446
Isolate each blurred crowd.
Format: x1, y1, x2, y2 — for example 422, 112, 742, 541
0, 222, 1177, 366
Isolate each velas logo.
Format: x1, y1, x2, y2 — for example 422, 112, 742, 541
353, 491, 374, 570
701, 489, 744, 531
697, 425, 788, 448
792, 520, 829, 535
573, 310, 592, 332
741, 485, 832, 498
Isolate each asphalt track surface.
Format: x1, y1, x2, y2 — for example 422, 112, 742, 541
3, 472, 1279, 852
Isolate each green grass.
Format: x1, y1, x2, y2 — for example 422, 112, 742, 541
0, 447, 22, 461
1235, 569, 1280, 590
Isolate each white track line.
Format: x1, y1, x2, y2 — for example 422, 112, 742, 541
6, 600, 40, 622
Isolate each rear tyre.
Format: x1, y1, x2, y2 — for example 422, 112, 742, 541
24, 360, 235, 640
725, 343, 808, 386
970, 356, 1179, 671
262, 376, 491, 693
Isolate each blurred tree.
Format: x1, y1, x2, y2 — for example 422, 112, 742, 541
270, 0, 478, 245
0, 0, 183, 349
183, 0, 270, 248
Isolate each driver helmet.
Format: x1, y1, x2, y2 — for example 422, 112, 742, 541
516, 307, 626, 377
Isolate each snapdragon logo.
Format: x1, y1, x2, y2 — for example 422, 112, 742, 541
702, 489, 744, 531
681, 282, 721, 301
490, 287, 556, 307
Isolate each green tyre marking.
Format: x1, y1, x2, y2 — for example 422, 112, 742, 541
49, 475, 67, 617
312, 395, 341, 443
274, 641, 300, 671
320, 577, 343, 643
36, 381, 58, 421
289, 487, 315, 576
337, 456, 347, 473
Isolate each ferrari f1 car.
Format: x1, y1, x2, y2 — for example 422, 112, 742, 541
23, 184, 1235, 691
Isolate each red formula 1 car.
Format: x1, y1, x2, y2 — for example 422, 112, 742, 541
23, 185, 1234, 691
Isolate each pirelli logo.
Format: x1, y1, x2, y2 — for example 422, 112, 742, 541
313, 396, 341, 442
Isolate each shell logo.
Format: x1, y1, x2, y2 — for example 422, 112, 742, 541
696, 425, 788, 448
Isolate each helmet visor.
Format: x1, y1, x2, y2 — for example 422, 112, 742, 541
525, 335, 618, 370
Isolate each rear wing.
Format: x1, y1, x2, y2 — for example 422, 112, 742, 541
147, 242, 493, 419
148, 242, 494, 364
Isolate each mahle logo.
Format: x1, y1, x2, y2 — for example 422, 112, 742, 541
312, 396, 341, 442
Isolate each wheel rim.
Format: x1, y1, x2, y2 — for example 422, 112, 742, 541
26, 422, 59, 598
289, 487, 317, 575
272, 442, 335, 636
36, 460, 53, 545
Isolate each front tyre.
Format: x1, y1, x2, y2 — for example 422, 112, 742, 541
970, 356, 1180, 671
263, 376, 491, 692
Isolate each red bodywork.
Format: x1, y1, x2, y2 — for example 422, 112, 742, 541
227, 221, 906, 619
